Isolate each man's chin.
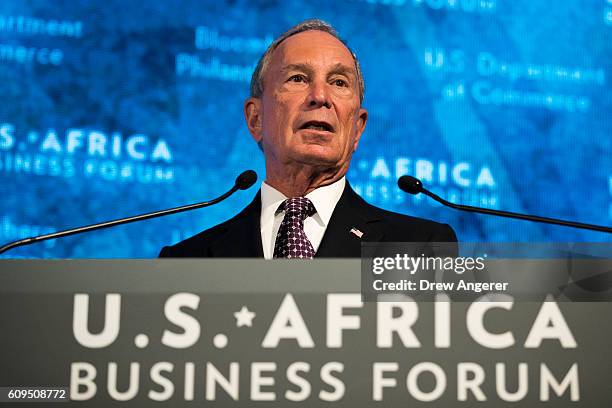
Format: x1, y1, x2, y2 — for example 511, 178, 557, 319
290, 149, 339, 168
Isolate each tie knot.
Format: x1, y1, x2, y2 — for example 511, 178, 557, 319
278, 197, 316, 219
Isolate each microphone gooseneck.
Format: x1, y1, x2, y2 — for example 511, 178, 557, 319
398, 175, 612, 234
0, 170, 259, 255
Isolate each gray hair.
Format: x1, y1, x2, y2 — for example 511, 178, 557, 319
249, 19, 365, 104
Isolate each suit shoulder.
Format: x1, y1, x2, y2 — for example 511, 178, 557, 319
365, 202, 457, 242
159, 191, 261, 258
158, 219, 232, 258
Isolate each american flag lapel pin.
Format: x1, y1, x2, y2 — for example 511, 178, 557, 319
350, 227, 364, 239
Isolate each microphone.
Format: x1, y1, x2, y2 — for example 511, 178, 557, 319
235, 169, 257, 190
398, 175, 612, 234
0, 170, 258, 254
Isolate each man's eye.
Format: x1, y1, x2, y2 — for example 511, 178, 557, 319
288, 75, 306, 83
333, 79, 348, 87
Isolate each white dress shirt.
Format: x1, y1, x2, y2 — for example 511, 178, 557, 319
260, 177, 346, 259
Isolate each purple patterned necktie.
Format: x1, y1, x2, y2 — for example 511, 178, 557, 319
273, 197, 317, 259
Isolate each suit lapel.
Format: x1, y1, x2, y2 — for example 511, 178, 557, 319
210, 192, 264, 257
316, 183, 384, 258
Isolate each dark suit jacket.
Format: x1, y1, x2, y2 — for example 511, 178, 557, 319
159, 182, 457, 257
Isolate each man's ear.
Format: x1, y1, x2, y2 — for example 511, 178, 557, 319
352, 107, 368, 151
244, 97, 263, 143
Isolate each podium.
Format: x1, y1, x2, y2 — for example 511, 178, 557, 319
1, 259, 610, 406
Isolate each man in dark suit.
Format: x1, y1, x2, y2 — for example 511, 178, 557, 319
160, 19, 456, 258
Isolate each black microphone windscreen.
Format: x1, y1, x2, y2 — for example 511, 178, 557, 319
397, 175, 423, 195
235, 170, 258, 190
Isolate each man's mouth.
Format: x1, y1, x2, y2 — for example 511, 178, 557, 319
298, 121, 335, 133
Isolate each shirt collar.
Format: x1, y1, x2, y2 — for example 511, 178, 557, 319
260, 177, 346, 226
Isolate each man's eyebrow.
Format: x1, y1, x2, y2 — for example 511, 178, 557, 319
280, 62, 356, 78
327, 63, 356, 78
281, 63, 314, 74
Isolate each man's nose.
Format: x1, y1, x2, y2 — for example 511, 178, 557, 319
307, 80, 332, 109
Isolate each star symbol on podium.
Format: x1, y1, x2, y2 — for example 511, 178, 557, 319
234, 306, 256, 327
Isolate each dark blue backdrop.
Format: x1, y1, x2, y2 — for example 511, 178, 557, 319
1, 0, 610, 258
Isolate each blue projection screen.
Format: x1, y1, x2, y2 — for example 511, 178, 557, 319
0, 0, 610, 257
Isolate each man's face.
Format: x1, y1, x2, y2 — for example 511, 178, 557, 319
245, 30, 367, 174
